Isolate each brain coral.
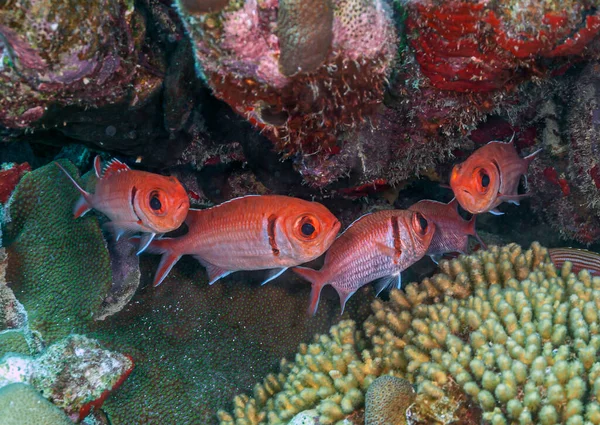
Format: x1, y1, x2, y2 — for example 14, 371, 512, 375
220, 242, 600, 425
2, 160, 112, 344
364, 375, 415, 425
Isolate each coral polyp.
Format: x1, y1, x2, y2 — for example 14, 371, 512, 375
177, 0, 397, 174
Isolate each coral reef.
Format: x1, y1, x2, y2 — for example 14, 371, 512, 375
220, 242, 600, 425
177, 0, 397, 185
0, 383, 73, 425
90, 258, 372, 425
0, 334, 133, 421
2, 160, 113, 342
529, 61, 600, 244
364, 375, 415, 425
0, 0, 155, 129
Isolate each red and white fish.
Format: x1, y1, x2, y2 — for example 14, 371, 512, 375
449, 138, 541, 215
293, 209, 435, 315
138, 195, 341, 287
408, 198, 486, 263
56, 156, 190, 254
549, 247, 600, 276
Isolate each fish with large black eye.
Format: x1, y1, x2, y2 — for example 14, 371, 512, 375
293, 209, 436, 315
56, 156, 190, 255
449, 138, 541, 215
135, 195, 341, 288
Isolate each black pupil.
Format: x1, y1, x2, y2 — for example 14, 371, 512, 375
418, 214, 428, 232
301, 222, 315, 236
481, 173, 490, 187
150, 196, 162, 210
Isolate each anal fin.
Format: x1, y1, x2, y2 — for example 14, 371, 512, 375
260, 268, 288, 286
201, 261, 233, 285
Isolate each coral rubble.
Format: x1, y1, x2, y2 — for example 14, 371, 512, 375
0, 334, 133, 421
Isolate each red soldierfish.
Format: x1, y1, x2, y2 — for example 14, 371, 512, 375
548, 247, 600, 276
408, 198, 487, 263
56, 156, 190, 254
140, 195, 341, 287
293, 209, 435, 315
449, 139, 541, 215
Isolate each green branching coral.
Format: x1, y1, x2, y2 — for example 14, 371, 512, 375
221, 242, 600, 425
2, 160, 112, 344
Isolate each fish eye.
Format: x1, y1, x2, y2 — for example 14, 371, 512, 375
296, 215, 320, 240
301, 222, 315, 236
148, 191, 166, 215
413, 212, 428, 235
481, 173, 490, 188
150, 196, 162, 210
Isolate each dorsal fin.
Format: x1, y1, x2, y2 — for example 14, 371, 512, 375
102, 158, 130, 179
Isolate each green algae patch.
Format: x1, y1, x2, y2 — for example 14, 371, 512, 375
2, 160, 112, 344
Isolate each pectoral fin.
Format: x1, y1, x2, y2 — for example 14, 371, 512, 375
497, 193, 531, 206
489, 209, 505, 216
260, 268, 288, 286
373, 273, 402, 296
136, 233, 157, 255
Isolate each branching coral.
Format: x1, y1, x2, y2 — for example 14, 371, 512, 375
221, 242, 600, 425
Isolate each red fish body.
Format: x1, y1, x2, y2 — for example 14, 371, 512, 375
549, 247, 600, 276
408, 198, 486, 263
141, 195, 341, 287
293, 209, 435, 315
449, 140, 541, 214
56, 156, 190, 254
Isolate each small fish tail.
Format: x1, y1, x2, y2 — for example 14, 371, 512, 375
55, 162, 93, 218
293, 266, 325, 316
524, 148, 542, 165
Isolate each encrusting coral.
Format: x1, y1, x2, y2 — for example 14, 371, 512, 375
2, 160, 113, 343
220, 242, 600, 425
364, 375, 415, 425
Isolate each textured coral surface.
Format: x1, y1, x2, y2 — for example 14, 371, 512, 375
3, 160, 113, 343
221, 242, 600, 425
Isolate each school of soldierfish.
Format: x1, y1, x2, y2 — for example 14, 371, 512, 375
56, 139, 599, 315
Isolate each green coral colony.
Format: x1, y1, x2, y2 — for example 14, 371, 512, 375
218, 243, 600, 425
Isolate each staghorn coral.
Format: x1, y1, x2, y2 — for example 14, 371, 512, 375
222, 242, 600, 425
177, 0, 397, 186
529, 61, 600, 245
2, 160, 113, 343
364, 375, 415, 425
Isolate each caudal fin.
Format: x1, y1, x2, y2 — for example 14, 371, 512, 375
55, 162, 93, 218
131, 236, 181, 287
293, 266, 326, 316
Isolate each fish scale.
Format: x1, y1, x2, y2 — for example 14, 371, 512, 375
293, 209, 435, 315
